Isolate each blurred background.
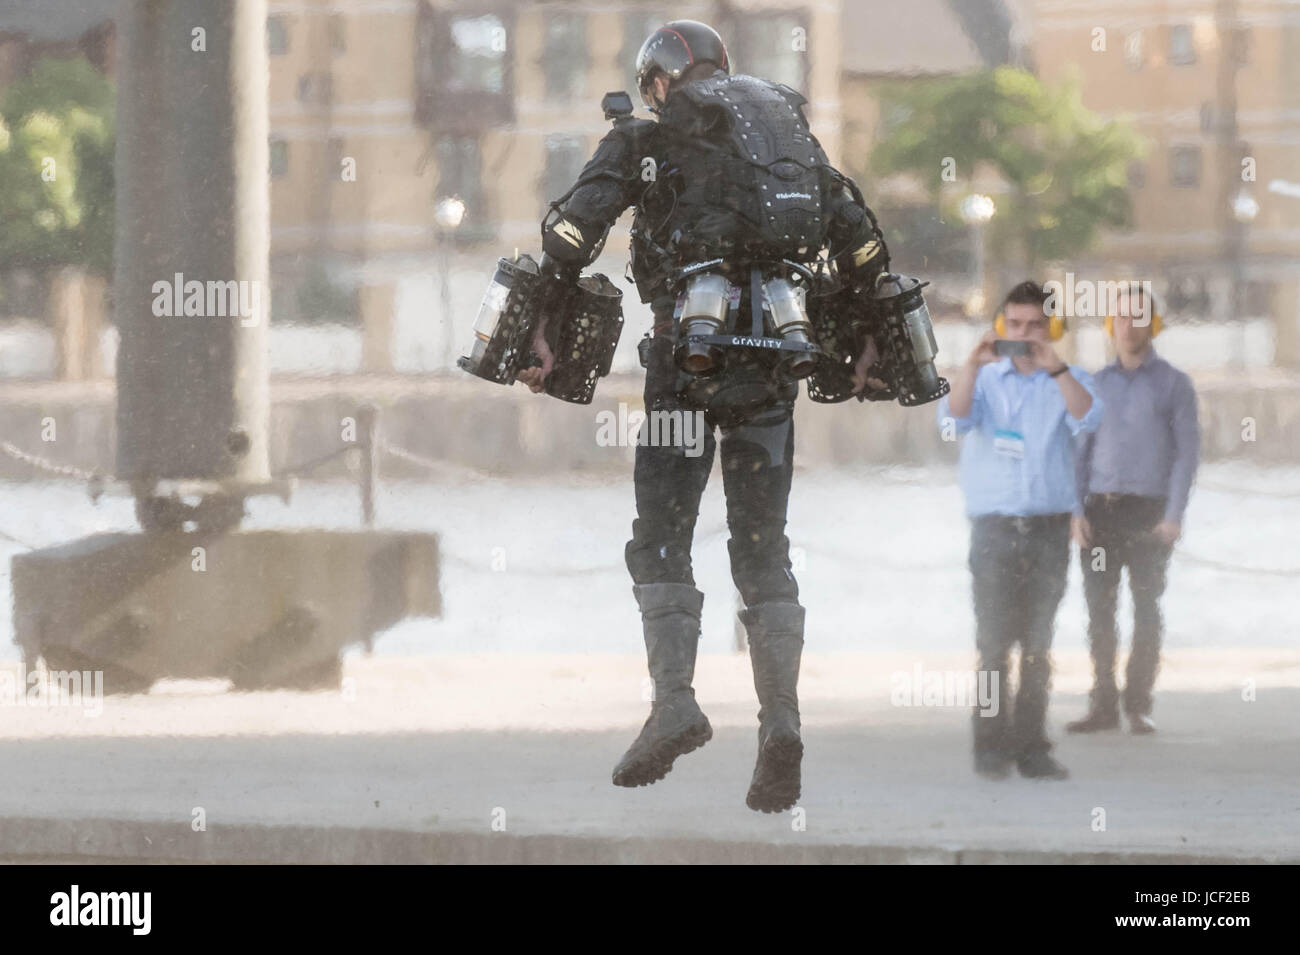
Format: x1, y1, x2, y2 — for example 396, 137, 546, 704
0, 0, 1297, 655
0, 1, 1296, 468
0, 1, 1296, 866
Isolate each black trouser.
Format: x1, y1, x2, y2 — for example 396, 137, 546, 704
1079, 494, 1172, 717
968, 514, 1070, 757
624, 332, 799, 609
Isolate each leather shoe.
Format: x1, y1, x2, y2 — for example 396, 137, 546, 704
1128, 713, 1156, 735
1066, 709, 1120, 734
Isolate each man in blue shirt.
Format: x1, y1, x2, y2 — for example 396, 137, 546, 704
1068, 286, 1199, 736
938, 281, 1103, 780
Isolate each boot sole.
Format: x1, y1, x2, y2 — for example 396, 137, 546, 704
746, 735, 803, 813
1065, 723, 1120, 734
611, 719, 713, 788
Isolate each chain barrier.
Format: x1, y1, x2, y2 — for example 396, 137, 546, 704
3, 437, 1298, 575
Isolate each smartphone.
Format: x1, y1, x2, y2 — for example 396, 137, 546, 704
993, 339, 1031, 357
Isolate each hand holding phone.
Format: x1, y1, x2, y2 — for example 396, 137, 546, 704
993, 339, 1031, 357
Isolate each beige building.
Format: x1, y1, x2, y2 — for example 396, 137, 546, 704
265, 0, 846, 369
831, 0, 1300, 362
1031, 0, 1300, 362
0, 0, 848, 374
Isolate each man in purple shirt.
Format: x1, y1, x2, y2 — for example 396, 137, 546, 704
1069, 286, 1200, 735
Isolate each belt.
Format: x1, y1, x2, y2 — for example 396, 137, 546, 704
974, 513, 1070, 534
1090, 493, 1166, 506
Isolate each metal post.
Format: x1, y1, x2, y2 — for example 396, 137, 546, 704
358, 404, 379, 527
440, 232, 453, 371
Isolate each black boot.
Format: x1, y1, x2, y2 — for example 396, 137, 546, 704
1017, 749, 1070, 780
612, 583, 712, 788
1066, 706, 1120, 734
740, 601, 804, 813
1068, 673, 1121, 734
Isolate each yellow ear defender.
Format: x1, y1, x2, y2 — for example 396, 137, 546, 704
994, 310, 1067, 341
1105, 309, 1163, 337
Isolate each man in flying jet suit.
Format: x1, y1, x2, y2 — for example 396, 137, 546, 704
518, 20, 891, 812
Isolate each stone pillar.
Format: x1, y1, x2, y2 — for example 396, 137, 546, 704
114, 0, 270, 486
50, 267, 106, 380
1273, 277, 1300, 370
360, 283, 396, 373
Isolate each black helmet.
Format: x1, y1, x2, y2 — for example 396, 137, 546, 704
635, 20, 730, 107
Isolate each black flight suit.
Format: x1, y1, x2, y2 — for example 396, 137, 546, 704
540, 69, 885, 607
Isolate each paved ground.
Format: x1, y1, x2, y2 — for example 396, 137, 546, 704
1, 650, 1297, 863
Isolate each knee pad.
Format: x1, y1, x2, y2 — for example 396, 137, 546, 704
728, 533, 799, 607
625, 524, 695, 585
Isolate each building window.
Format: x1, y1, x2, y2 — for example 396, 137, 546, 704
414, 5, 514, 129
268, 16, 288, 55
1200, 101, 1217, 133
542, 134, 588, 214
270, 139, 289, 179
330, 14, 346, 54
435, 136, 487, 237
1124, 30, 1144, 71
1169, 145, 1201, 187
448, 14, 507, 94
1168, 275, 1210, 315
297, 72, 333, 106
622, 11, 666, 98
1169, 24, 1196, 65
544, 13, 587, 100
731, 13, 808, 92
1127, 160, 1146, 189
1233, 26, 1251, 66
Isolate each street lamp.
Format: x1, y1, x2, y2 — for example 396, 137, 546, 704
434, 196, 466, 230
434, 196, 466, 371
1229, 189, 1258, 367
1231, 189, 1259, 224
959, 193, 996, 318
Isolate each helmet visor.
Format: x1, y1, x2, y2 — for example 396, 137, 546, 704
637, 68, 664, 109
635, 29, 694, 106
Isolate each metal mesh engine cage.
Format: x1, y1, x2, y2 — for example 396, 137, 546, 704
543, 273, 625, 404
805, 285, 872, 403
458, 255, 543, 386
459, 256, 624, 405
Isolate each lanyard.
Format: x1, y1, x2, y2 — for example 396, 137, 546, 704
999, 370, 1030, 428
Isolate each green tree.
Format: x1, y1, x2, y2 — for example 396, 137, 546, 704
871, 67, 1144, 271
0, 57, 115, 277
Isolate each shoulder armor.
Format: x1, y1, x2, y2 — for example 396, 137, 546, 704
772, 83, 808, 108
675, 74, 824, 169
